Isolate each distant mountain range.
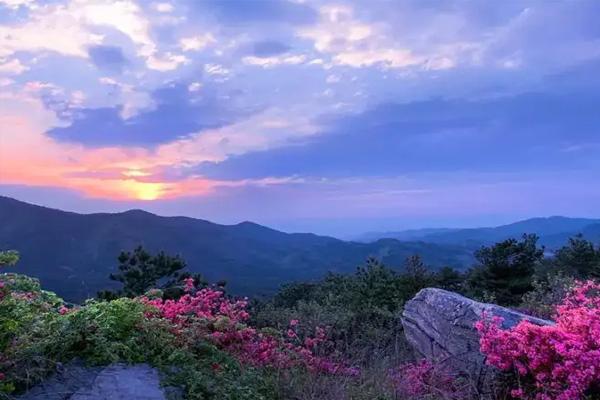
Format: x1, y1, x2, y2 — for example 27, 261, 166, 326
0, 196, 473, 302
356, 217, 600, 248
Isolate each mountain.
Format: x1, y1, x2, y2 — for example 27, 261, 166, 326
0, 196, 473, 302
357, 216, 600, 248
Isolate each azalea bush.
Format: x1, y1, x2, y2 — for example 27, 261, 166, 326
143, 278, 359, 376
0, 273, 66, 394
0, 269, 359, 399
476, 280, 600, 400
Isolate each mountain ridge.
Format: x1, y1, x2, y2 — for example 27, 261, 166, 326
357, 216, 600, 247
0, 196, 473, 302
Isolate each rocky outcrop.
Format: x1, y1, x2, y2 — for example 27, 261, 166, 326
401, 288, 553, 395
18, 362, 180, 400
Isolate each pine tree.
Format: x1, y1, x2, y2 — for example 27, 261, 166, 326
468, 234, 543, 305
100, 246, 187, 298
554, 234, 600, 278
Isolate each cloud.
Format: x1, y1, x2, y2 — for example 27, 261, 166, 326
46, 82, 245, 147
2, 0, 600, 230
252, 40, 291, 57
242, 54, 306, 68
87, 44, 127, 72
197, 89, 600, 180
179, 33, 216, 51
0, 0, 188, 71
0, 57, 27, 74
297, 5, 466, 71
152, 2, 173, 13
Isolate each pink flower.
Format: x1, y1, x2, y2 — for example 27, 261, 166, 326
183, 277, 195, 293
287, 329, 297, 339
140, 287, 356, 376
476, 280, 600, 400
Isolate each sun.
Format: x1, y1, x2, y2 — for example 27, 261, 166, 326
130, 181, 166, 201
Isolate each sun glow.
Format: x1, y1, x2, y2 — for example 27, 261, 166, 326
130, 180, 165, 201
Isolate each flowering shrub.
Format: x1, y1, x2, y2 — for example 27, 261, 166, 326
389, 359, 467, 399
1, 271, 359, 398
476, 280, 600, 400
143, 278, 358, 376
0, 273, 66, 393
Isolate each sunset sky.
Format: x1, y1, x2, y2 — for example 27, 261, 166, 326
1, 0, 599, 236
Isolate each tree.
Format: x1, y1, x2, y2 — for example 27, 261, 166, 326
0, 250, 19, 268
468, 234, 544, 306
401, 254, 434, 293
553, 234, 600, 278
355, 257, 403, 311
100, 246, 187, 298
434, 266, 465, 293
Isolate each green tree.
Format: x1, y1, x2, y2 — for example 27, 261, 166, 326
468, 234, 544, 306
99, 246, 187, 298
355, 257, 404, 311
0, 250, 19, 267
401, 254, 434, 295
434, 266, 465, 293
553, 234, 600, 278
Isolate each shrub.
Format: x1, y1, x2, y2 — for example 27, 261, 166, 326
476, 280, 600, 400
143, 279, 358, 376
0, 273, 280, 399
0, 273, 66, 393
389, 359, 469, 399
519, 272, 575, 318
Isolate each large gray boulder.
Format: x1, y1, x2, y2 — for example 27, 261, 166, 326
401, 288, 553, 395
18, 363, 179, 400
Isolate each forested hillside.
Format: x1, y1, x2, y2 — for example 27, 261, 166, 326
0, 196, 472, 301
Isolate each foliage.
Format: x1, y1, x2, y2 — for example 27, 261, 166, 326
0, 270, 359, 399
0, 250, 19, 267
143, 278, 358, 376
553, 234, 600, 278
476, 280, 600, 400
6, 234, 600, 399
0, 273, 66, 394
254, 257, 438, 363
519, 272, 575, 318
252, 257, 465, 399
98, 246, 207, 300
468, 234, 544, 305
390, 359, 469, 399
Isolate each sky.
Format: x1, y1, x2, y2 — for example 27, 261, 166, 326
0, 0, 599, 237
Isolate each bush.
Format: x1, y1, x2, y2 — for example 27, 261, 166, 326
390, 359, 470, 399
476, 280, 600, 400
519, 272, 575, 319
0, 273, 66, 393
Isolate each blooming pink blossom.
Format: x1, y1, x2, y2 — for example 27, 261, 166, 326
141, 287, 358, 376
476, 280, 600, 400
183, 277, 195, 293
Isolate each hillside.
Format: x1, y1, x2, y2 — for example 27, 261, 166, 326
0, 196, 473, 302
358, 216, 600, 248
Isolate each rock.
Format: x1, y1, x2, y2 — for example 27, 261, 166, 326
401, 288, 553, 395
18, 362, 173, 400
